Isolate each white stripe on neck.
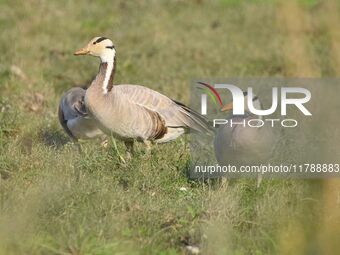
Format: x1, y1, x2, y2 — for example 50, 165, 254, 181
100, 49, 116, 94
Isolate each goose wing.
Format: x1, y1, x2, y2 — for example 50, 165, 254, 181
58, 104, 77, 140
58, 87, 87, 140
114, 85, 211, 133
59, 87, 86, 120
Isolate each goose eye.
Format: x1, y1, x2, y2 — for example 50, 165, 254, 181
93, 42, 97, 45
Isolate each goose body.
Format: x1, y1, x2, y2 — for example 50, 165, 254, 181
74, 37, 210, 146
58, 87, 104, 140
214, 114, 274, 166
214, 93, 276, 169
86, 83, 207, 142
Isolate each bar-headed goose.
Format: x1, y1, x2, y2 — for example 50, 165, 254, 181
73, 37, 211, 152
214, 92, 276, 184
58, 87, 104, 141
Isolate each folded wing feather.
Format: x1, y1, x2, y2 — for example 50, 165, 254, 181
114, 85, 211, 133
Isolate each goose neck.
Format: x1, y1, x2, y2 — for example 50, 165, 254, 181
96, 52, 116, 95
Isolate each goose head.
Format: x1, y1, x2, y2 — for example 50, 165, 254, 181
221, 91, 262, 115
74, 36, 115, 62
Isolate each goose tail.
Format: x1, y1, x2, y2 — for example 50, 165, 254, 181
172, 100, 215, 135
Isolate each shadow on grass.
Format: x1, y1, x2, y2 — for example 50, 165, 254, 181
38, 128, 70, 150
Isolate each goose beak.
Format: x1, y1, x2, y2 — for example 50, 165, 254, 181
74, 47, 90, 56
221, 102, 233, 112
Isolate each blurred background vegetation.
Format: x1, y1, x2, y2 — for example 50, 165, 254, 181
0, 0, 340, 254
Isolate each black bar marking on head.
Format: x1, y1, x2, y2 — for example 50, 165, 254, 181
93, 37, 108, 44
252, 96, 258, 101
243, 91, 248, 96
106, 46, 115, 49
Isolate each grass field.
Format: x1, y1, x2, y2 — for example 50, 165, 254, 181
1, 0, 340, 254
